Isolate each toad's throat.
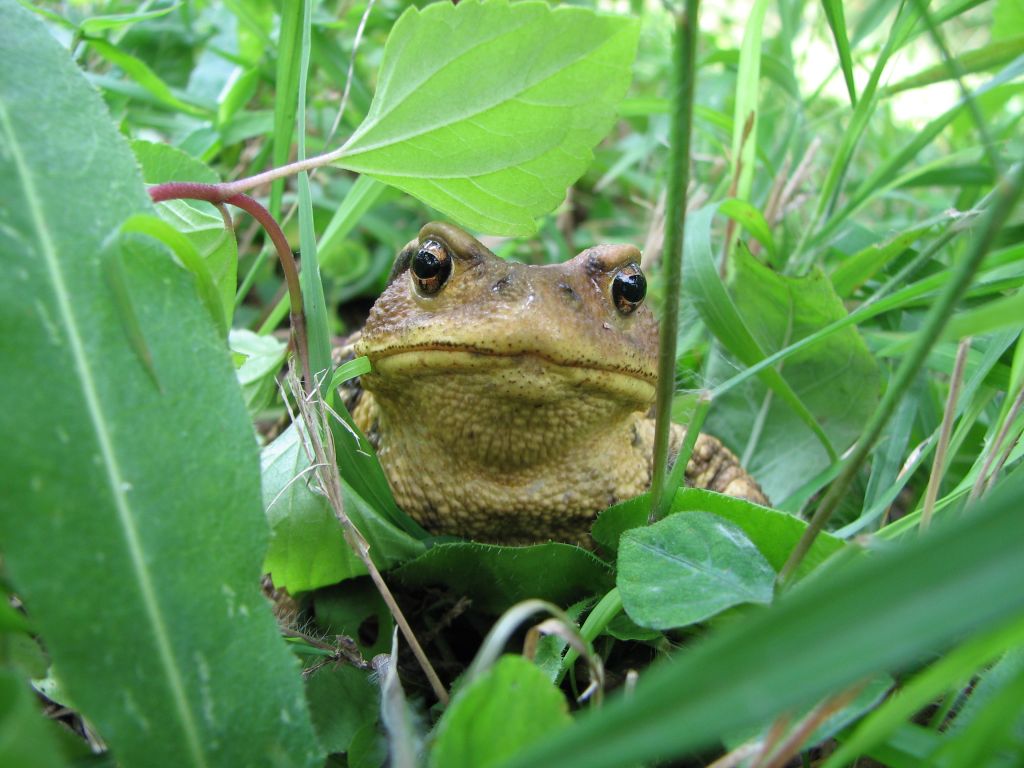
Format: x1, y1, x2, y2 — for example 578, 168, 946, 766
364, 344, 657, 394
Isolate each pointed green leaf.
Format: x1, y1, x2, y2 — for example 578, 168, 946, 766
0, 4, 319, 764
337, 0, 639, 235
822, 0, 858, 105
261, 424, 425, 592
705, 237, 881, 502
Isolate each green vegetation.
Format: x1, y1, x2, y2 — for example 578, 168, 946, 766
1, 0, 1022, 766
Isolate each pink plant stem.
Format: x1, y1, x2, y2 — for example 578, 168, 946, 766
148, 182, 313, 395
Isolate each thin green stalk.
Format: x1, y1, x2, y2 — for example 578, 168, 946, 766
660, 392, 712, 512
778, 160, 1024, 587
650, 0, 700, 523
908, 0, 1001, 174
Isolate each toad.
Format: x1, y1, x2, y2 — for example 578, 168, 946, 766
348, 222, 767, 545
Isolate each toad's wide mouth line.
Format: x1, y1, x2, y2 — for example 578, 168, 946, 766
363, 344, 658, 386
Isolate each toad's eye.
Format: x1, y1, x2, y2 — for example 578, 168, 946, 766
612, 264, 646, 314
411, 240, 452, 295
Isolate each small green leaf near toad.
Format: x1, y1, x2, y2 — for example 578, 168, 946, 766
430, 655, 571, 768
617, 512, 775, 629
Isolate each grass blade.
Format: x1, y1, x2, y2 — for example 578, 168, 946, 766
296, 0, 331, 386
498, 472, 1024, 768
821, 0, 858, 106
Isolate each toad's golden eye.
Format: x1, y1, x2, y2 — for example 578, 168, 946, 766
611, 264, 646, 314
411, 239, 452, 295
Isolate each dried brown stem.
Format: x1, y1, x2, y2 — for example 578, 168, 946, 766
970, 382, 1024, 501
921, 336, 971, 530
292, 380, 449, 705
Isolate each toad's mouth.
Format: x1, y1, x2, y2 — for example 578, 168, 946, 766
363, 345, 657, 403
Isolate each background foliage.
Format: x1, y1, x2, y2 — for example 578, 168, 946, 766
2, 0, 1023, 766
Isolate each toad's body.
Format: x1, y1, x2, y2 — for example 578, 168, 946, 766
351, 223, 766, 545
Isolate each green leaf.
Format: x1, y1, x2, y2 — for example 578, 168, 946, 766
393, 542, 614, 614
820, 618, 1024, 768
993, 0, 1024, 41
618, 512, 775, 629
229, 329, 288, 415
131, 139, 218, 184
831, 224, 934, 297
314, 579, 395, 658
706, 239, 881, 503
119, 213, 227, 340
261, 422, 368, 590
0, 4, 320, 765
329, 356, 372, 391
337, 0, 640, 235
729, 0, 770, 202
305, 666, 379, 755
684, 205, 841, 467
296, 0, 332, 390
885, 36, 1024, 94
594, 490, 846, 580
430, 655, 571, 768
498, 473, 1024, 768
943, 289, 1024, 340
261, 424, 425, 591
718, 198, 778, 262
270, 2, 303, 219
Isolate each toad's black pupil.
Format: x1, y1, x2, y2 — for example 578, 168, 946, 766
413, 248, 442, 279
614, 270, 646, 303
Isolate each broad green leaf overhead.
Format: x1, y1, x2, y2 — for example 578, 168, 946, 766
337, 0, 640, 235
0, 3, 319, 765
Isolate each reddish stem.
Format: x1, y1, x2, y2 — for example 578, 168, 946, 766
148, 182, 313, 395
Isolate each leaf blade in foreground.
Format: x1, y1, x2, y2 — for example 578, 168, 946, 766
0, 4, 319, 765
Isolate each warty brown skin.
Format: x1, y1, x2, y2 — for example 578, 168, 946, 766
351, 222, 767, 546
